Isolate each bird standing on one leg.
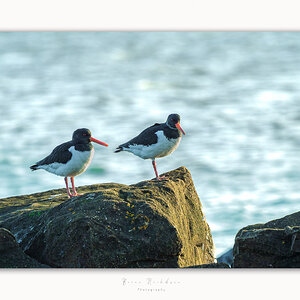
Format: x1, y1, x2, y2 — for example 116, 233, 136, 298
30, 128, 108, 197
115, 114, 185, 180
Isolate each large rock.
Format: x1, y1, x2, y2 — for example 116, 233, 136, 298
0, 167, 215, 268
233, 212, 300, 268
0, 228, 48, 268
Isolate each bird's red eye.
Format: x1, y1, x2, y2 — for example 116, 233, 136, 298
82, 133, 87, 136
171, 118, 175, 122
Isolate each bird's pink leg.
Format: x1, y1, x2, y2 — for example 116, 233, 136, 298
152, 159, 167, 180
70, 177, 82, 196
64, 177, 75, 198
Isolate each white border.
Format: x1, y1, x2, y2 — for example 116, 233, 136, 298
0, 1, 299, 299
0, 0, 300, 30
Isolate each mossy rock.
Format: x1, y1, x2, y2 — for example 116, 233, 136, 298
0, 167, 215, 268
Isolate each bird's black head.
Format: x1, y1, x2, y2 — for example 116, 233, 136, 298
72, 128, 109, 147
166, 114, 181, 128
72, 128, 92, 144
166, 113, 185, 135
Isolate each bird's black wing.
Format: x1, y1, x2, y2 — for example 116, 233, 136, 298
116, 123, 162, 152
31, 141, 73, 169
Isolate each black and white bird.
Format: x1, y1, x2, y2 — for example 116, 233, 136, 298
30, 128, 108, 197
115, 114, 185, 180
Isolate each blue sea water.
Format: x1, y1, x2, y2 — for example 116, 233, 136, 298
1, 32, 300, 256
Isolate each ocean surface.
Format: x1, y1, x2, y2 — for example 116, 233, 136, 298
1, 32, 300, 256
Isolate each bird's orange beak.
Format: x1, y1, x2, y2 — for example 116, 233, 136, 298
175, 122, 185, 135
90, 137, 109, 147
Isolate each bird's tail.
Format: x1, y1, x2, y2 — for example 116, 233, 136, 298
114, 146, 123, 153
30, 164, 39, 171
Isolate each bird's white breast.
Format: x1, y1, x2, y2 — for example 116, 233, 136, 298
38, 146, 94, 177
126, 130, 181, 159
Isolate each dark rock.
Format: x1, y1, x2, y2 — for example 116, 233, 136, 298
233, 211, 300, 268
217, 248, 233, 266
0, 167, 215, 268
0, 228, 48, 268
186, 263, 230, 268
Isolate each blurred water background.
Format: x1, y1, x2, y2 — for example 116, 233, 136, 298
1, 32, 300, 256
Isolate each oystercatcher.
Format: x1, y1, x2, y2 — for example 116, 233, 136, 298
30, 128, 108, 197
115, 114, 185, 180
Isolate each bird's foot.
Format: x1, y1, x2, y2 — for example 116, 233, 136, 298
68, 193, 82, 198
155, 176, 168, 180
